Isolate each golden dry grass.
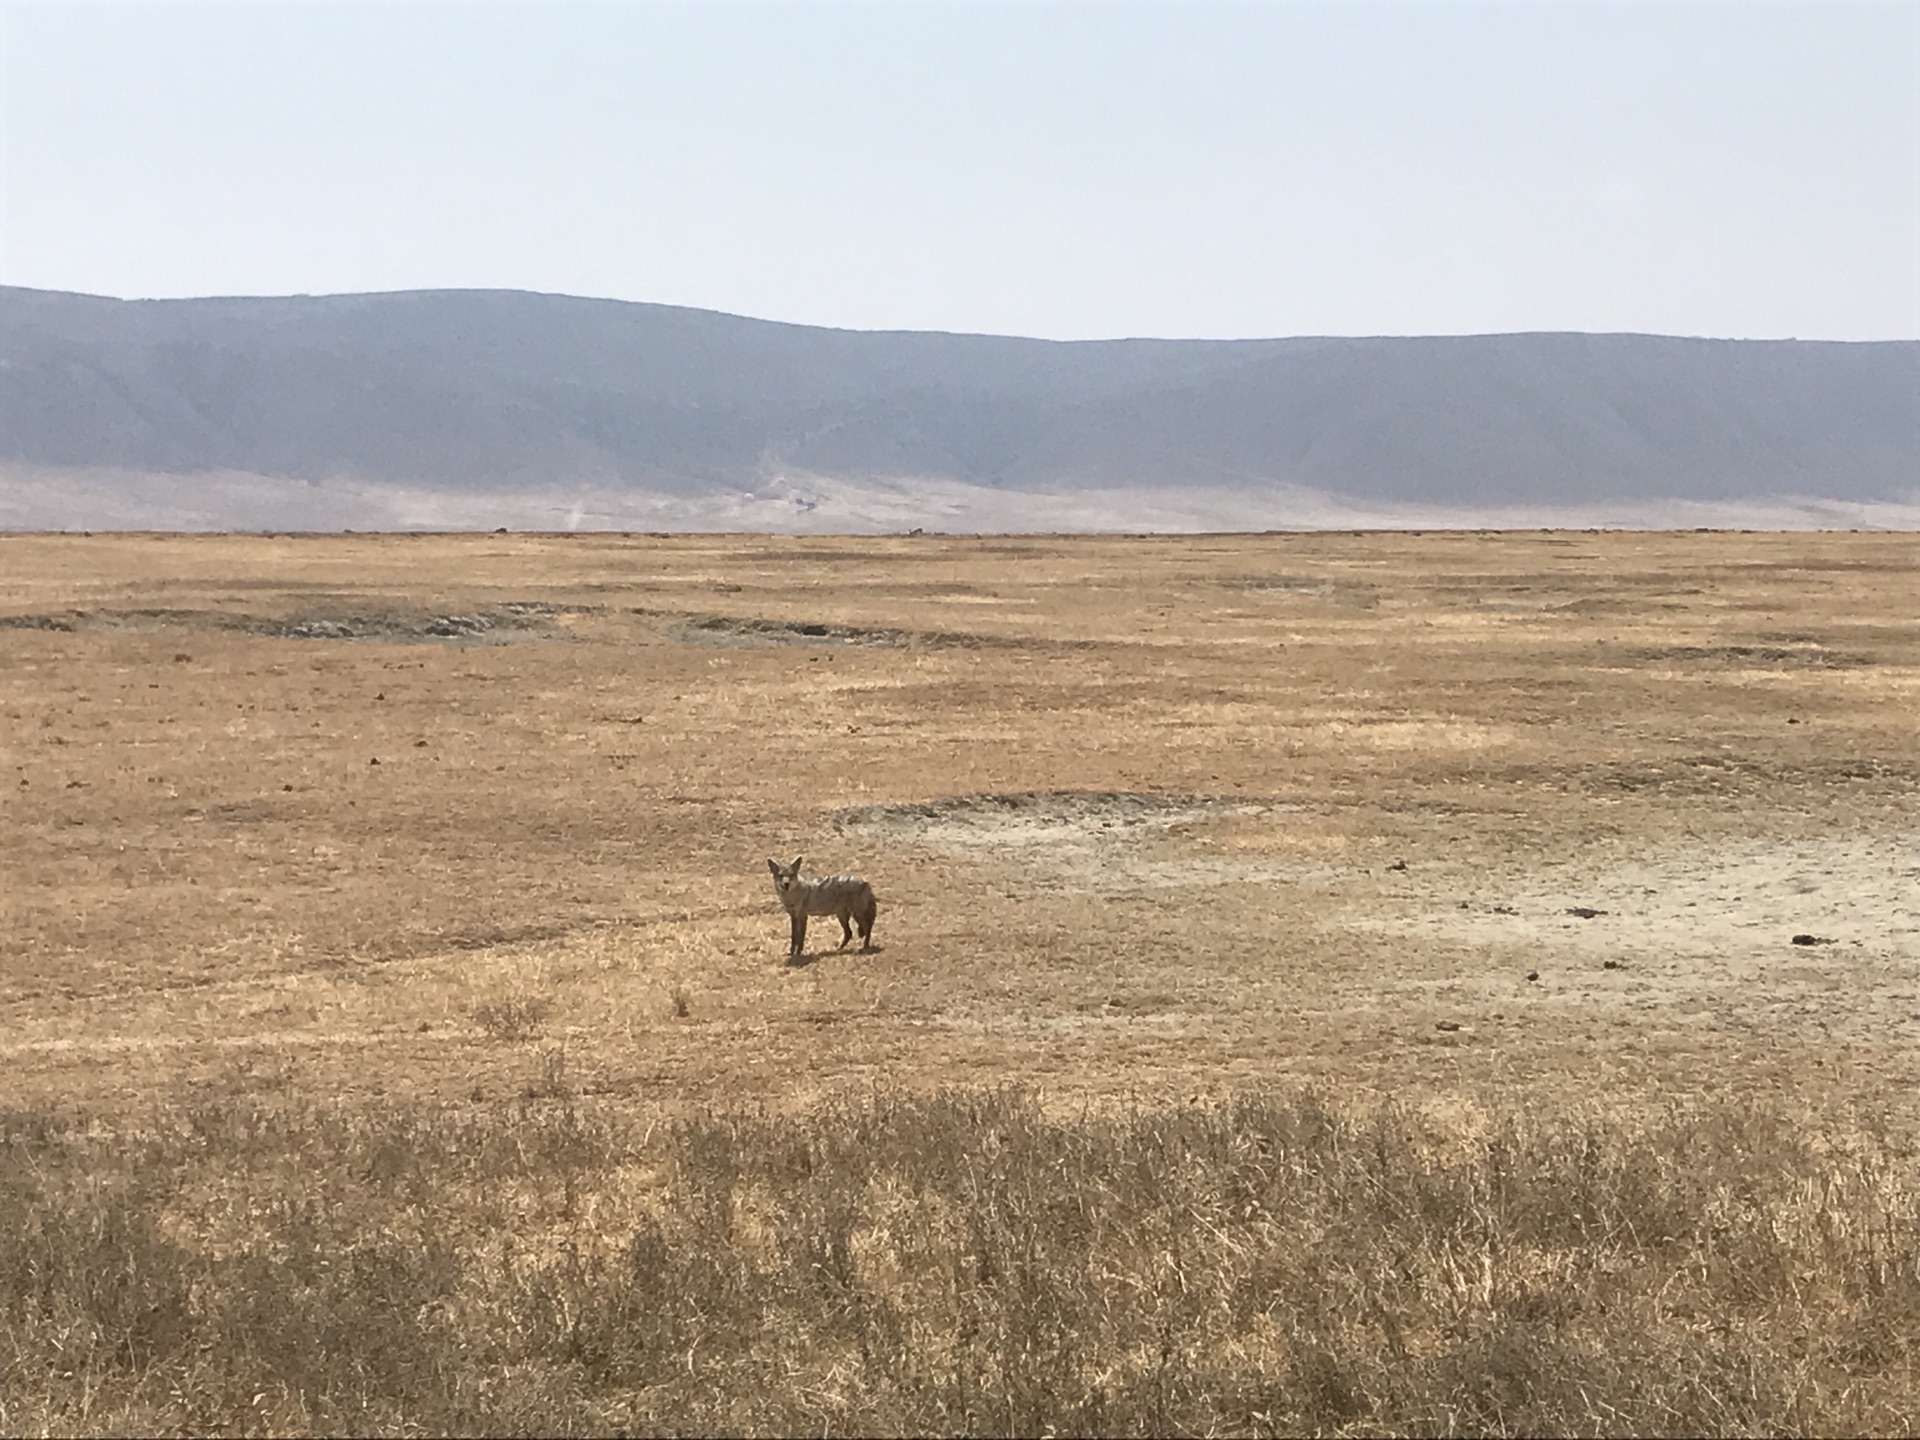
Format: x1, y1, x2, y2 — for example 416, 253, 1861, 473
5, 529, 1916, 1112
3, 529, 1918, 1434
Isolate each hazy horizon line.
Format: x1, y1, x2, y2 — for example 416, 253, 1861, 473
5, 282, 1910, 349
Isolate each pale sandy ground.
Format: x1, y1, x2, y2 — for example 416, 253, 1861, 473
2, 530, 1916, 1122
846, 795, 1919, 1025
6, 462, 1919, 533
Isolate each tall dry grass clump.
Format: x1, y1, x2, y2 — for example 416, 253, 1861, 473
2, 1088, 1916, 1435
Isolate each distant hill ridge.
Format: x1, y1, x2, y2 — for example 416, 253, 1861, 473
2, 286, 1916, 522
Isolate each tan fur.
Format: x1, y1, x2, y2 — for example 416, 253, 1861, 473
766, 855, 877, 960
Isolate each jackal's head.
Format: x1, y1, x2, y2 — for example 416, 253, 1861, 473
767, 856, 805, 900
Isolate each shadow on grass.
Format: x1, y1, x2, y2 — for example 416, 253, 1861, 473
783, 942, 885, 968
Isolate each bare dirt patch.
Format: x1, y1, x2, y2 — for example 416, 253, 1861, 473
253, 601, 589, 642
657, 610, 931, 648
1631, 642, 1870, 669
838, 788, 1254, 842
0, 599, 592, 643
1350, 829, 1920, 1047
641, 606, 1077, 651
0, 611, 79, 631
837, 789, 1293, 893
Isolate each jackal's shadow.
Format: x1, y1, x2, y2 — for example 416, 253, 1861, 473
783, 943, 885, 969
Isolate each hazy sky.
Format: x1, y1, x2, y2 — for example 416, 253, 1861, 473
2, 1, 1915, 340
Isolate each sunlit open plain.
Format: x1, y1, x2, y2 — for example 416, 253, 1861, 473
5, 529, 1916, 1118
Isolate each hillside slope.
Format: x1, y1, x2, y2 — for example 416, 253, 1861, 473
5, 288, 1915, 518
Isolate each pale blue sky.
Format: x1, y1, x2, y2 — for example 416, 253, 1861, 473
2, 1, 1915, 339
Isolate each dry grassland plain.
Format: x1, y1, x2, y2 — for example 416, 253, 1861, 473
3, 529, 1918, 1433
6, 530, 1916, 1111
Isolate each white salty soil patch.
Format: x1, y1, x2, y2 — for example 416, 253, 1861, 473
836, 791, 1302, 895
844, 792, 1920, 1046
1336, 829, 1920, 1047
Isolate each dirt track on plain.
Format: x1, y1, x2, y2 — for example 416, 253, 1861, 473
3, 530, 1915, 1119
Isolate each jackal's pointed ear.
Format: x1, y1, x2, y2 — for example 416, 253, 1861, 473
792, 855, 804, 872
766, 858, 780, 876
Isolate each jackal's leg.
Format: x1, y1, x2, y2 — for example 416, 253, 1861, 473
837, 914, 854, 948
789, 912, 807, 958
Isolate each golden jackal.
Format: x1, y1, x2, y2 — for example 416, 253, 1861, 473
766, 856, 878, 961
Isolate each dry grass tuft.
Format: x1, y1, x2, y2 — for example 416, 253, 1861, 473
2, 1089, 1915, 1436
470, 993, 553, 1043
